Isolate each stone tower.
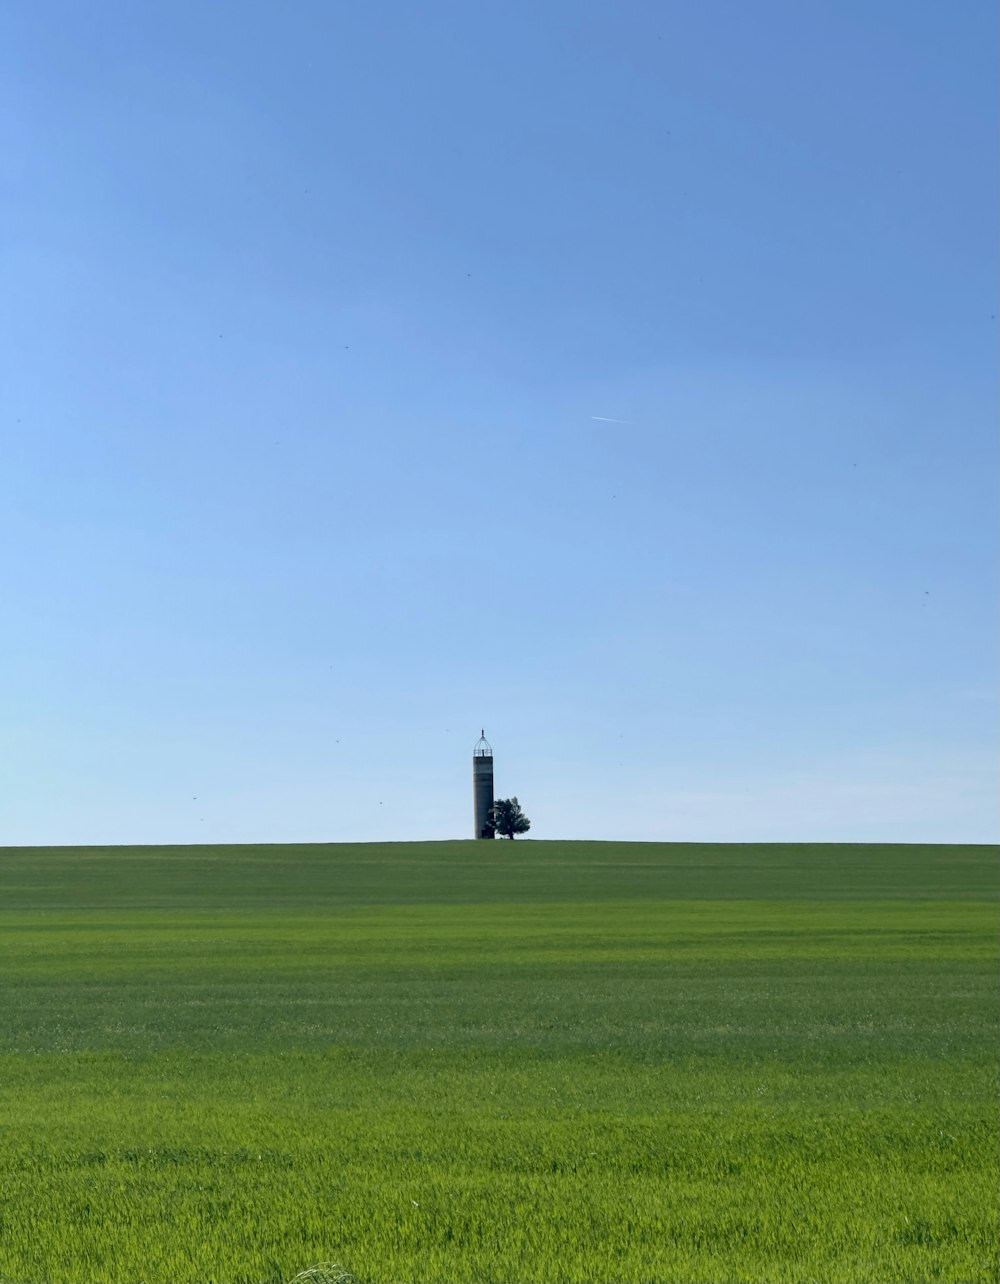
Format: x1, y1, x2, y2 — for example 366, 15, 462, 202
472, 731, 495, 839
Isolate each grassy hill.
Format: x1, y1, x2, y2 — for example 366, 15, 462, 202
0, 841, 996, 1283
1, 839, 994, 908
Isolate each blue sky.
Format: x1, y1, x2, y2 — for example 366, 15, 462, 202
2, 1, 996, 845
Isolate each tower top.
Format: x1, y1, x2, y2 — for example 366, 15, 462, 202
473, 730, 492, 758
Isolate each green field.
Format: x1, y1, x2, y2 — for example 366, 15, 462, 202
0, 841, 996, 1283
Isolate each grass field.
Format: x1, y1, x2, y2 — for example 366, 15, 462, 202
0, 841, 996, 1283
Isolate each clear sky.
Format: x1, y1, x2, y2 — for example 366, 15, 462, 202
2, 1, 996, 845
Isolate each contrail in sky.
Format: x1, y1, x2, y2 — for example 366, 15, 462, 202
591, 415, 631, 423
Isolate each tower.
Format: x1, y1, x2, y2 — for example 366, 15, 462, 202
472, 730, 495, 839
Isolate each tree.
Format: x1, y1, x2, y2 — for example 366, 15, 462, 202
490, 797, 531, 840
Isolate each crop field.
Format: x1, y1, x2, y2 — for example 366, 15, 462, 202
0, 841, 996, 1284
